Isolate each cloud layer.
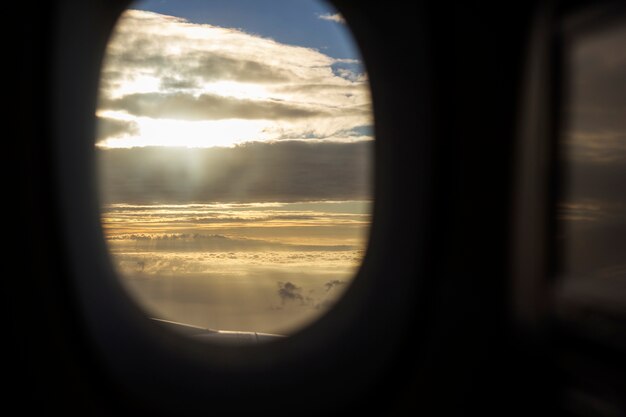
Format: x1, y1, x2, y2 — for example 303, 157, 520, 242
102, 92, 325, 121
98, 140, 372, 204
103, 201, 368, 335
96, 9, 372, 147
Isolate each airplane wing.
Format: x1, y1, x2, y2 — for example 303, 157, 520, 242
151, 318, 285, 344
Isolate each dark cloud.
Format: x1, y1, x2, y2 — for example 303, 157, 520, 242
324, 279, 347, 292
189, 54, 293, 84
96, 116, 139, 140
100, 92, 323, 121
159, 76, 199, 90
97, 140, 372, 204
277, 282, 309, 305
314, 280, 349, 309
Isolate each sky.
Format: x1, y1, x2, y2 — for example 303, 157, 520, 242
96, 0, 373, 335
132, 0, 357, 60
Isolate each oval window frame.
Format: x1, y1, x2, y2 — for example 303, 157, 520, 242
50, 0, 427, 413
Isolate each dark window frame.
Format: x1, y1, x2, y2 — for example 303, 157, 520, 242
49, 0, 428, 414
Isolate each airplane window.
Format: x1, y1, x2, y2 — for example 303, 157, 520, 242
556, 16, 626, 329
95, 0, 373, 337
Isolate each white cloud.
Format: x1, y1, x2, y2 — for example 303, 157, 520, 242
97, 10, 371, 147
317, 13, 346, 24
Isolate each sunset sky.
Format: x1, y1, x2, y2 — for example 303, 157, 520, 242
97, 0, 373, 335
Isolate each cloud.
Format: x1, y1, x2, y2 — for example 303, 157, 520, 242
277, 281, 303, 303
159, 76, 199, 90
98, 140, 372, 204
324, 279, 347, 292
108, 47, 293, 85
276, 282, 315, 306
314, 280, 349, 309
317, 13, 346, 24
187, 54, 294, 84
101, 92, 323, 121
106, 232, 356, 253
96, 9, 372, 146
96, 116, 139, 140
116, 263, 356, 334
335, 68, 364, 82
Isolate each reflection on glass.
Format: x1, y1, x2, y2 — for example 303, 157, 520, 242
96, 0, 373, 336
557, 19, 626, 317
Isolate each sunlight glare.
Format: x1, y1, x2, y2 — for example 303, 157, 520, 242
98, 117, 273, 148
108, 74, 162, 99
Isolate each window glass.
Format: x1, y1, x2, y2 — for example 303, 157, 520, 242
96, 0, 373, 336
557, 18, 626, 318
